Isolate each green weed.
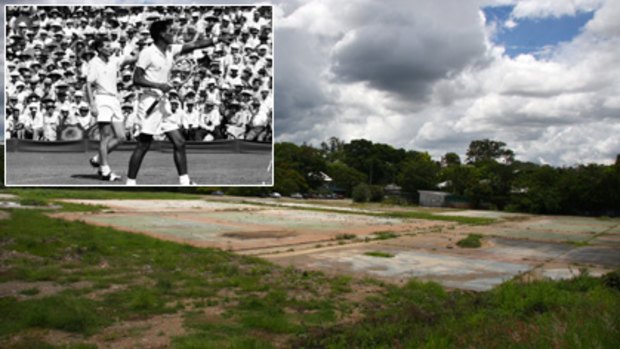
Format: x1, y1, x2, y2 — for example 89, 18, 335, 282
456, 234, 483, 248
364, 251, 395, 258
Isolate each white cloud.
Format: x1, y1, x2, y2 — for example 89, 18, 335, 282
504, 18, 518, 29
510, 0, 604, 19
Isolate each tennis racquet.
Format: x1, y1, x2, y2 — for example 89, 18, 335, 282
144, 57, 197, 117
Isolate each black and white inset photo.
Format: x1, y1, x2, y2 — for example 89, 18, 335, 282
4, 5, 273, 186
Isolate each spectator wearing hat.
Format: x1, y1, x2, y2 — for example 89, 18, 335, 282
76, 102, 94, 131
246, 8, 269, 32
212, 14, 233, 37
245, 24, 261, 50
54, 83, 72, 111
7, 95, 22, 115
246, 96, 271, 141
86, 38, 138, 182
198, 100, 223, 141
58, 105, 76, 131
181, 98, 200, 140
222, 42, 241, 71
8, 108, 21, 139
121, 103, 138, 140
70, 90, 85, 116
226, 97, 252, 139
204, 78, 222, 106
224, 65, 243, 90
169, 95, 187, 133
15, 81, 29, 105
42, 103, 61, 141
22, 102, 45, 140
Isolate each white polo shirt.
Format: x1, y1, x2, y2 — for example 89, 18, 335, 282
136, 44, 183, 85
87, 56, 122, 96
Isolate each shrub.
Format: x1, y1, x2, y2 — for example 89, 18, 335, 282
352, 184, 371, 203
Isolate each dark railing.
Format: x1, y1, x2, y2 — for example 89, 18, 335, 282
5, 139, 271, 154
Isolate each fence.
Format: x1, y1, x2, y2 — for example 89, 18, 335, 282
5, 139, 272, 154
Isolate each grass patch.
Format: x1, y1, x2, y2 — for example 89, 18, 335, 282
567, 240, 591, 247
373, 231, 399, 240
0, 295, 106, 335
19, 198, 49, 206
294, 274, 620, 348
456, 234, 483, 248
335, 234, 356, 240
382, 211, 496, 225
364, 251, 395, 258
6, 188, 201, 201
56, 202, 107, 213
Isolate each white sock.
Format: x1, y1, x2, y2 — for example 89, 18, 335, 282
100, 165, 111, 175
92, 154, 99, 162
126, 178, 137, 186
179, 174, 190, 185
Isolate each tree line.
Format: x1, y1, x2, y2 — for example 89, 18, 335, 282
255, 138, 618, 216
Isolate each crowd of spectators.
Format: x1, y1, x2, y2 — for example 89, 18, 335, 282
5, 5, 273, 142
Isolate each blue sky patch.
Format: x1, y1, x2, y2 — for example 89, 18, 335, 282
482, 5, 595, 57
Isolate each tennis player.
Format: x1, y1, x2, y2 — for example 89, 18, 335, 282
86, 38, 137, 181
127, 19, 223, 185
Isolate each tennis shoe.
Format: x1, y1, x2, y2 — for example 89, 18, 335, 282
100, 171, 121, 182
89, 157, 100, 168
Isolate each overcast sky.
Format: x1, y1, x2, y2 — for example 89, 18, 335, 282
3, 0, 619, 166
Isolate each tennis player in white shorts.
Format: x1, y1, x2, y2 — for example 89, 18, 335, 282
126, 19, 224, 185
86, 39, 137, 181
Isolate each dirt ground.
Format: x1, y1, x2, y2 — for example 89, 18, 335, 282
52, 198, 620, 291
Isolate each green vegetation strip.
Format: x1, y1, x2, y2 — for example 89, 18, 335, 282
364, 251, 395, 258
0, 201, 618, 348
5, 189, 202, 201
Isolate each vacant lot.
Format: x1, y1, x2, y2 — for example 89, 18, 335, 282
1, 191, 619, 348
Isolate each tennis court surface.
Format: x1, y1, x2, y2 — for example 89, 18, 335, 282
52, 198, 620, 291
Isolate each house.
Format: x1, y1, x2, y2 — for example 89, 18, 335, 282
418, 191, 451, 207
384, 184, 402, 197
418, 190, 471, 208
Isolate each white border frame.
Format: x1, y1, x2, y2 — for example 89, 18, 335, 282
3, 3, 275, 188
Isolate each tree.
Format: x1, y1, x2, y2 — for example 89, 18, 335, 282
441, 152, 461, 167
320, 136, 346, 162
466, 139, 515, 164
326, 162, 367, 197
274, 164, 308, 196
397, 152, 439, 202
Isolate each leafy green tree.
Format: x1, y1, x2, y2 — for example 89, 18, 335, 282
441, 152, 461, 167
466, 139, 515, 164
326, 162, 367, 196
274, 164, 308, 196
320, 136, 346, 162
397, 152, 439, 202
439, 164, 478, 195
274, 142, 327, 191
343, 139, 406, 185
